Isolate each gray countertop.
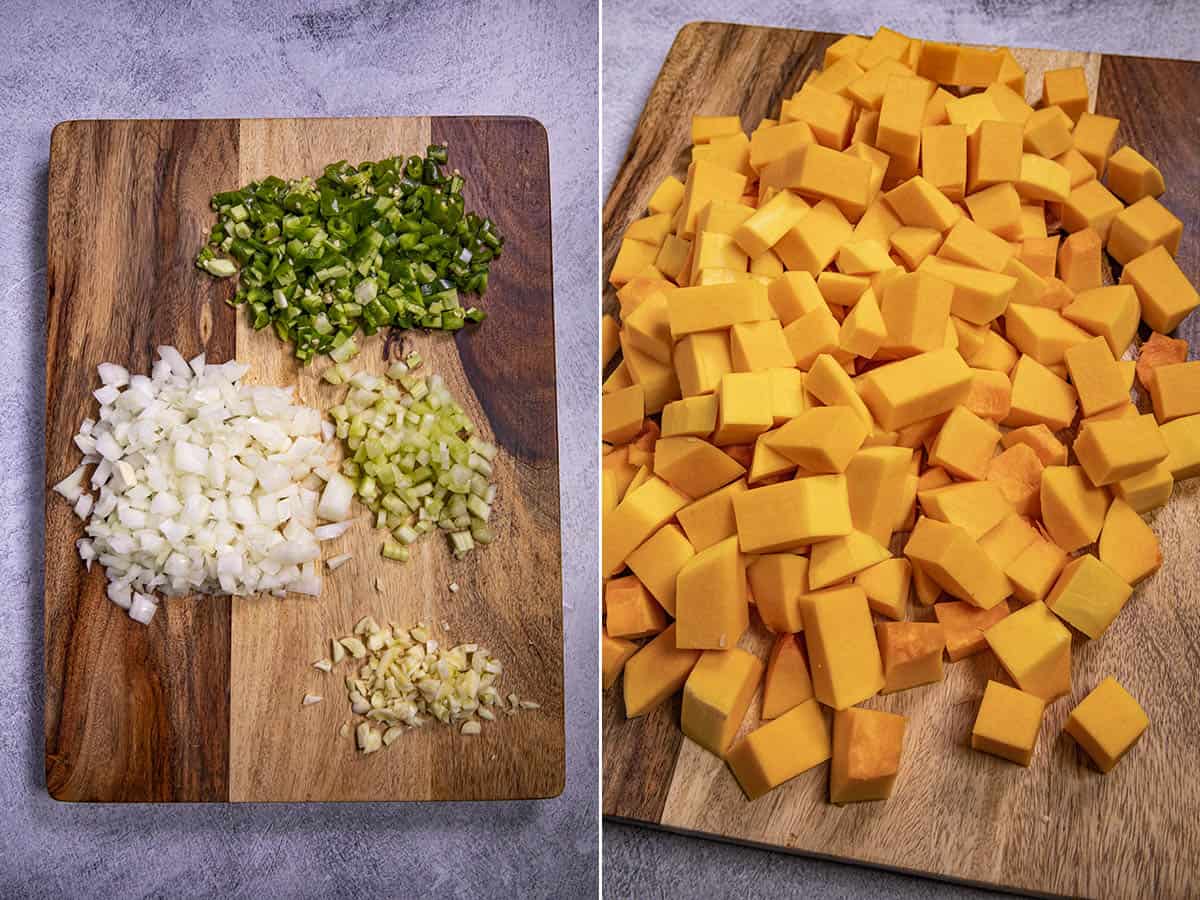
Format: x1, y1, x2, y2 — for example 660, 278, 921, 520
0, 1, 598, 897
601, 1, 1198, 897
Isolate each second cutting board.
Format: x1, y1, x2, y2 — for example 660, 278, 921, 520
45, 115, 564, 802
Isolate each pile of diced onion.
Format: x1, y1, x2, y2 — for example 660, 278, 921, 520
53, 346, 353, 624
323, 354, 498, 562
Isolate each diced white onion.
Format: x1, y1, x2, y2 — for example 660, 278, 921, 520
56, 346, 344, 624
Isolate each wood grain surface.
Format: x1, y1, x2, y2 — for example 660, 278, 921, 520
45, 116, 564, 802
602, 22, 1200, 898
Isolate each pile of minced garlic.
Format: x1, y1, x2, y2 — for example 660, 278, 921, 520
305, 615, 538, 753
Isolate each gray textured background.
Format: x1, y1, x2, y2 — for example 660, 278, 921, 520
0, 1, 598, 898
601, 1, 1199, 898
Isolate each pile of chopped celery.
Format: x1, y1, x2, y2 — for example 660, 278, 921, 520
195, 145, 504, 363
324, 352, 497, 561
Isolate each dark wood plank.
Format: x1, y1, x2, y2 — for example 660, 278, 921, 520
44, 119, 238, 801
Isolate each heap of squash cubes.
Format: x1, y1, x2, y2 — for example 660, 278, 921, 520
601, 26, 1200, 802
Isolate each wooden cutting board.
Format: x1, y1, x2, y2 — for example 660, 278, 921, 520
45, 116, 564, 802
603, 23, 1200, 898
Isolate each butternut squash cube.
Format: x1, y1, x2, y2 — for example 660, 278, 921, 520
648, 174, 686, 216
1162, 413, 1200, 479
677, 479, 747, 552
1064, 335, 1129, 418
904, 516, 1010, 609
1073, 413, 1168, 486
935, 599, 1010, 661
856, 557, 912, 620
602, 628, 638, 690
964, 368, 1013, 423
749, 121, 817, 172
921, 124, 967, 201
884, 175, 962, 231
1061, 178, 1124, 241
1120, 245, 1200, 334
1005, 304, 1091, 367
734, 474, 852, 552
1006, 354, 1078, 432
984, 80, 1034, 124
1057, 227, 1102, 293
1023, 106, 1074, 159
626, 212, 673, 247
890, 225, 944, 269
805, 354, 873, 424
837, 239, 893, 275
1002, 423, 1068, 466
1042, 66, 1089, 123
965, 182, 1022, 239
625, 524, 694, 616
1064, 677, 1149, 773
674, 332, 731, 398
609, 238, 661, 286
675, 536, 748, 650
768, 270, 825, 325
971, 680, 1045, 766
775, 199, 854, 274
713, 372, 773, 446
785, 83, 856, 151
1045, 553, 1132, 639
1019, 234, 1060, 279
839, 287, 888, 358
692, 115, 742, 145
733, 189, 810, 258
918, 480, 1013, 539
830, 706, 907, 803
765, 367, 808, 424
984, 600, 1072, 700
661, 395, 718, 439
748, 552, 809, 634
877, 621, 945, 692
605, 574, 669, 639
1112, 460, 1174, 514
1106, 196, 1183, 265
1016, 153, 1070, 203
1053, 146, 1097, 189
1106, 145, 1165, 205
818, 271, 870, 306
690, 230, 749, 283
979, 513, 1041, 574
749, 431, 796, 484
936, 216, 1016, 273
878, 270, 954, 357
1040, 465, 1109, 551
678, 160, 749, 239
602, 383, 645, 445
853, 195, 905, 244
986, 444, 1044, 517
762, 633, 814, 719
845, 446, 913, 545
860, 348, 973, 430
1149, 362, 1200, 423
729, 320, 793, 372
603, 476, 690, 575
1062, 285, 1140, 358
877, 75, 935, 181
768, 406, 869, 473
653, 434, 744, 499
825, 33, 869, 68
929, 404, 1001, 481
1098, 498, 1161, 585
946, 92, 1004, 135
845, 58, 913, 111
666, 280, 772, 339
808, 530, 890, 589
726, 698, 831, 800
623, 624, 703, 718
682, 648, 764, 758
1004, 536, 1069, 604
654, 234, 692, 281
800, 585, 885, 709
